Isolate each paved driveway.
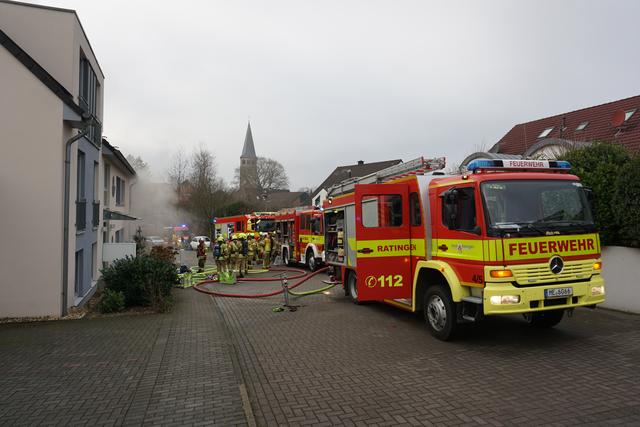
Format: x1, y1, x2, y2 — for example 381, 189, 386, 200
1, 269, 640, 426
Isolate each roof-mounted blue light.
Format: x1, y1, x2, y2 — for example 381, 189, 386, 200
465, 158, 572, 173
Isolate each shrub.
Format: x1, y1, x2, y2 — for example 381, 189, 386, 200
100, 255, 177, 312
99, 289, 125, 313
613, 155, 640, 248
150, 245, 177, 264
564, 141, 639, 248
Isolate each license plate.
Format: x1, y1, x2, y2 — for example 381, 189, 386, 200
544, 287, 573, 299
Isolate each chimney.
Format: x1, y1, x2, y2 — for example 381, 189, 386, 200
357, 160, 364, 165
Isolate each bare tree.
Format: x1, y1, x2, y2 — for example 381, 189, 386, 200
234, 156, 289, 193
168, 150, 189, 190
187, 147, 230, 234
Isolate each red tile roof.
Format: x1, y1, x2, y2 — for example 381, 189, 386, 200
493, 95, 640, 155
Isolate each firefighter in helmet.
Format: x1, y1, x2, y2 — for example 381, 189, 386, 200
213, 236, 227, 276
229, 234, 239, 275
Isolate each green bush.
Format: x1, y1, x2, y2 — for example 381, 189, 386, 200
614, 155, 640, 248
564, 141, 639, 247
99, 289, 125, 313
100, 255, 177, 312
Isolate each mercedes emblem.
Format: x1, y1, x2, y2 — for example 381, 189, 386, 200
549, 256, 564, 274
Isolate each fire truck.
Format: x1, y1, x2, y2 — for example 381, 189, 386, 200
214, 212, 276, 238
323, 157, 605, 340
274, 207, 324, 271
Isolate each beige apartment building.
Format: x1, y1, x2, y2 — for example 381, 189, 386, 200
102, 139, 137, 245
0, 0, 105, 317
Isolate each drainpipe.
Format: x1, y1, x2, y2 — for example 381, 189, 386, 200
62, 128, 89, 316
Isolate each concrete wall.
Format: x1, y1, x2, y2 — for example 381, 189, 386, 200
0, 46, 64, 317
601, 246, 640, 314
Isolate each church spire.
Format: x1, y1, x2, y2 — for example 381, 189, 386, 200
241, 121, 257, 158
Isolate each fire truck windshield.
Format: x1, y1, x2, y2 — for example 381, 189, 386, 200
481, 180, 595, 236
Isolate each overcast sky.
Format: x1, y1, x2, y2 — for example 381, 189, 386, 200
35, 0, 640, 188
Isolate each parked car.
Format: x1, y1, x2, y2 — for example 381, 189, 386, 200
145, 236, 166, 246
190, 236, 211, 250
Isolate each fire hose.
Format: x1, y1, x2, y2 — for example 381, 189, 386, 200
193, 266, 332, 298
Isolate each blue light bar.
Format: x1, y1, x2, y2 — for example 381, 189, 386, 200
466, 159, 572, 172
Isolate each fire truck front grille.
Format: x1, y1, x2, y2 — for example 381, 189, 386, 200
510, 260, 595, 285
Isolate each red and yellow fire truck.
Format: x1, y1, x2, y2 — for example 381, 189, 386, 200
214, 212, 277, 238
323, 157, 605, 340
274, 207, 324, 271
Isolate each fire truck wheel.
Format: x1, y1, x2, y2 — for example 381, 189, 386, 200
424, 286, 458, 341
347, 272, 360, 304
523, 309, 564, 328
306, 249, 317, 272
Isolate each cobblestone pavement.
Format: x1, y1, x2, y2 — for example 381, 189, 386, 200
210, 273, 640, 426
0, 288, 247, 426
1, 264, 640, 426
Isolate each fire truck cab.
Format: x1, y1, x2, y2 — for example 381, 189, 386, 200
274, 207, 324, 271
214, 212, 276, 238
323, 157, 605, 340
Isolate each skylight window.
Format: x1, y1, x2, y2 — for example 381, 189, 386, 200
625, 109, 636, 122
576, 121, 589, 131
538, 127, 554, 138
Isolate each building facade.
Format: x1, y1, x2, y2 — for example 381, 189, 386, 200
0, 0, 104, 317
102, 139, 137, 245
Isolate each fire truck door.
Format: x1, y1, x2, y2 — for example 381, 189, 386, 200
355, 183, 412, 301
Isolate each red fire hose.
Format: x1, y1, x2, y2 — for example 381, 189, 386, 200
193, 266, 330, 298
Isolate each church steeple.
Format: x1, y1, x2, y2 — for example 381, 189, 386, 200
239, 121, 258, 200
241, 122, 257, 159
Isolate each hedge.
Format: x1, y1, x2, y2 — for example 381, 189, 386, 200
563, 141, 639, 248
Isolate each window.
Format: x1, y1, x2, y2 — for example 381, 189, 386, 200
76, 151, 87, 231
75, 249, 84, 297
362, 194, 403, 228
538, 127, 554, 138
77, 150, 85, 201
79, 53, 100, 145
91, 243, 98, 280
410, 192, 422, 226
300, 214, 310, 231
441, 187, 476, 232
576, 121, 589, 131
115, 229, 123, 243
115, 177, 125, 206
93, 162, 99, 201
310, 216, 322, 235
625, 109, 636, 122
103, 164, 110, 205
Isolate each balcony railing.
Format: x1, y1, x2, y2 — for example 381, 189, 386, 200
76, 200, 86, 231
92, 201, 100, 229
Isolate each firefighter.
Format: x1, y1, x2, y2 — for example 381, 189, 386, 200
257, 233, 266, 267
263, 232, 272, 269
237, 233, 249, 276
247, 234, 257, 270
213, 236, 226, 275
229, 234, 239, 275
196, 238, 206, 273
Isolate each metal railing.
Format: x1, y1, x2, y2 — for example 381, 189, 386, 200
76, 200, 86, 231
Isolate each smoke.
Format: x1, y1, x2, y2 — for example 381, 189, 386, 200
129, 174, 186, 240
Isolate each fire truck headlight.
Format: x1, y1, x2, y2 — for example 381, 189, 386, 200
490, 269, 513, 278
490, 295, 520, 305
591, 285, 605, 296
592, 262, 602, 271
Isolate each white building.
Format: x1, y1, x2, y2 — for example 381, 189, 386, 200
0, 0, 104, 317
